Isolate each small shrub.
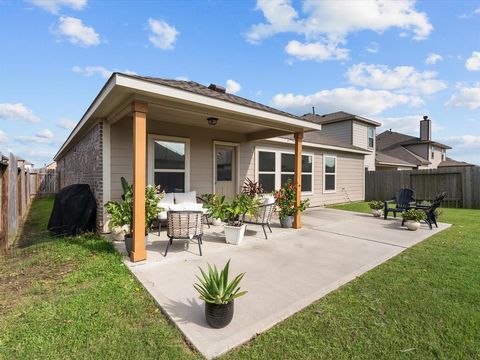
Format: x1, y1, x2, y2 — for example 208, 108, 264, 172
368, 200, 384, 210
402, 208, 426, 222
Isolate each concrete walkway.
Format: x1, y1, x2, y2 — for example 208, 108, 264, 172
115, 208, 450, 359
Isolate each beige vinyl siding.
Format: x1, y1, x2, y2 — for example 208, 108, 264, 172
352, 121, 375, 170
110, 116, 248, 201
319, 121, 352, 144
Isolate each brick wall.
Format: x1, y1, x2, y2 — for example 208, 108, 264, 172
56, 122, 104, 230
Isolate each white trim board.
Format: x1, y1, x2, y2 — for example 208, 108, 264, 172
267, 137, 371, 155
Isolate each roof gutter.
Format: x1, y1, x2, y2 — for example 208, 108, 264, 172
268, 137, 372, 154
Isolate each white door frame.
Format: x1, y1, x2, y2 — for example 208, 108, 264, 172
213, 141, 240, 195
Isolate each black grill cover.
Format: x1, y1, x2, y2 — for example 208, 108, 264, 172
48, 184, 97, 236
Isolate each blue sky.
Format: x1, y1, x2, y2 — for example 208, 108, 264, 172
1, 0, 479, 166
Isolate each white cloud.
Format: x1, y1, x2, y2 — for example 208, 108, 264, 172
175, 76, 190, 81
55, 16, 100, 47
57, 118, 76, 130
246, 0, 433, 58
0, 103, 40, 123
72, 65, 136, 79
285, 40, 349, 61
148, 19, 179, 50
465, 51, 480, 71
445, 85, 480, 110
272, 87, 423, 116
378, 115, 442, 135
0, 130, 9, 143
425, 53, 443, 65
366, 42, 379, 53
440, 135, 480, 149
346, 63, 447, 95
16, 135, 60, 145
36, 129, 55, 139
226, 79, 241, 94
29, 0, 87, 14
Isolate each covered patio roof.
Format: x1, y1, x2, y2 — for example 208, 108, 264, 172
54, 73, 322, 160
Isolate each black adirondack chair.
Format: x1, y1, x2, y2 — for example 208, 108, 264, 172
384, 188, 415, 220
412, 192, 447, 229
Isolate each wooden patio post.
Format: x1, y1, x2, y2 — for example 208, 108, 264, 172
293, 132, 303, 229
131, 101, 148, 262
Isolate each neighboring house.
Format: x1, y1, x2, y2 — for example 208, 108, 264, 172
17, 159, 34, 170
375, 116, 472, 170
54, 73, 370, 242
302, 111, 381, 171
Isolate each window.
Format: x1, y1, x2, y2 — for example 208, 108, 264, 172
151, 138, 189, 193
216, 148, 233, 181
431, 146, 436, 159
442, 149, 445, 161
323, 155, 336, 192
368, 127, 375, 148
257, 149, 314, 194
258, 151, 276, 193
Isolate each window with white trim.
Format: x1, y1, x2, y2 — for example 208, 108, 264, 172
323, 155, 336, 192
368, 127, 375, 148
257, 149, 313, 194
153, 139, 187, 192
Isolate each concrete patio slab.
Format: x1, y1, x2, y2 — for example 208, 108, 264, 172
114, 208, 450, 359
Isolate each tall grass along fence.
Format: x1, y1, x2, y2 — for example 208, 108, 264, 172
0, 152, 57, 254
365, 166, 480, 209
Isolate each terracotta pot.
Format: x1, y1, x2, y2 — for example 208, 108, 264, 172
205, 300, 234, 328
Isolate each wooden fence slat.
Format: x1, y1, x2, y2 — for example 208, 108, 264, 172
366, 166, 480, 209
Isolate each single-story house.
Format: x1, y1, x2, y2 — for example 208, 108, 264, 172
54, 73, 370, 261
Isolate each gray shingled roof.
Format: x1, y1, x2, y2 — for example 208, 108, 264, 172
302, 111, 381, 127
281, 132, 369, 152
121, 74, 302, 120
438, 157, 475, 167
377, 130, 451, 150
376, 151, 416, 167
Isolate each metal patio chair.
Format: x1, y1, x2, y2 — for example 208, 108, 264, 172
164, 211, 203, 257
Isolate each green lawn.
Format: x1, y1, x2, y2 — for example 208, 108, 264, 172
1, 198, 479, 359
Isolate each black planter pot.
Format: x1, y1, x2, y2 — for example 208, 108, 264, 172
205, 300, 234, 328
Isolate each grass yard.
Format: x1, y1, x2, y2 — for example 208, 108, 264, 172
1, 198, 479, 359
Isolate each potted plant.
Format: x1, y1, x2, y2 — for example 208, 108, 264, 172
241, 178, 265, 222
222, 194, 259, 245
201, 193, 227, 226
104, 200, 131, 241
105, 178, 162, 253
193, 260, 247, 328
368, 200, 384, 217
402, 208, 426, 231
274, 180, 310, 228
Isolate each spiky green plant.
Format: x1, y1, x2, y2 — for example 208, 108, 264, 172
193, 260, 247, 305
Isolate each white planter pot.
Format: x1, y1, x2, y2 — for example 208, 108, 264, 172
224, 224, 247, 245
111, 226, 125, 241
371, 209, 383, 217
405, 220, 421, 231
212, 218, 223, 226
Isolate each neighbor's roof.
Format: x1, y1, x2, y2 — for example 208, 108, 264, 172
377, 130, 451, 150
126, 74, 303, 120
376, 151, 417, 167
438, 157, 475, 168
281, 132, 371, 154
302, 111, 381, 127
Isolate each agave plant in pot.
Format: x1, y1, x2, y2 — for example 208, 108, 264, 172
222, 194, 260, 245
193, 260, 247, 328
368, 200, 384, 217
402, 208, 426, 231
274, 180, 310, 228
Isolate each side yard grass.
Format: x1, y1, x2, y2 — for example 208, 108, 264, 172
0, 196, 199, 360
1, 198, 479, 359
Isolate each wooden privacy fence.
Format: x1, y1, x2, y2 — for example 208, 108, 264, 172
0, 152, 57, 254
365, 166, 480, 209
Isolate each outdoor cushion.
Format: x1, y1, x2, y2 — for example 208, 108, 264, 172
174, 191, 197, 204
159, 192, 175, 206
169, 203, 204, 212
262, 195, 275, 205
